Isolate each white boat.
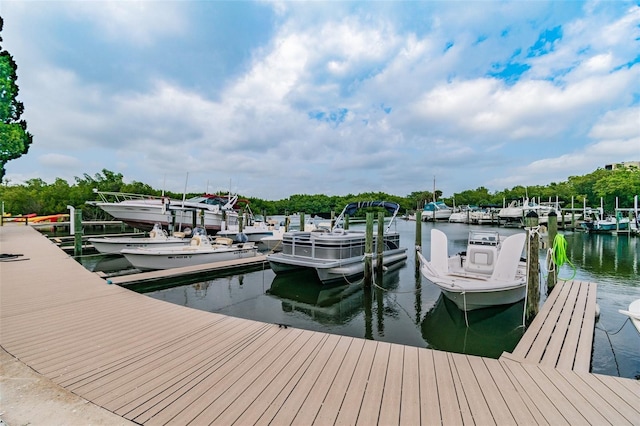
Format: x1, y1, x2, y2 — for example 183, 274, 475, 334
581, 209, 630, 233
267, 201, 408, 284
469, 207, 500, 225
121, 227, 258, 270
417, 229, 527, 311
619, 299, 640, 334
498, 198, 556, 227
88, 223, 191, 255
448, 206, 474, 224
421, 201, 454, 222
88, 190, 240, 233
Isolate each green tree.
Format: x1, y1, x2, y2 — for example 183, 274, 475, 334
0, 18, 33, 181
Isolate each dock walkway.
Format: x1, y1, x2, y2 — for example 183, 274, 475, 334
501, 279, 597, 372
1, 225, 639, 425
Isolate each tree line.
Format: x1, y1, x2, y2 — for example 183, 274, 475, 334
1, 166, 638, 220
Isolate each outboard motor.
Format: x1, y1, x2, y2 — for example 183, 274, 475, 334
235, 232, 249, 243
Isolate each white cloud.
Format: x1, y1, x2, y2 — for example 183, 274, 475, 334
72, 1, 188, 46
39, 153, 82, 169
589, 107, 640, 140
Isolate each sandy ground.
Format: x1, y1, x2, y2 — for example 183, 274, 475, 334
0, 347, 136, 426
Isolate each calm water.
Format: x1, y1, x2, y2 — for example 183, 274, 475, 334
80, 220, 640, 379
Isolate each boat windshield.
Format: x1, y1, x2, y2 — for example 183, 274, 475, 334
468, 231, 499, 246
192, 227, 207, 237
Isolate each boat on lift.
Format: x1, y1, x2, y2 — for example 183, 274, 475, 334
88, 190, 241, 233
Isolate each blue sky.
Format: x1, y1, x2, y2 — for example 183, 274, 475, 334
2, 1, 639, 200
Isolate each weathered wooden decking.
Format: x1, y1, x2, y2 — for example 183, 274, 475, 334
1, 225, 639, 425
501, 279, 597, 372
102, 254, 269, 286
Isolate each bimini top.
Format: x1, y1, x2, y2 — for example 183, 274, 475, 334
335, 201, 401, 233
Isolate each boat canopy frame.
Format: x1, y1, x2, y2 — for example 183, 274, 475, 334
334, 201, 400, 233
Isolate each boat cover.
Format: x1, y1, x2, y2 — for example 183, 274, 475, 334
339, 201, 400, 217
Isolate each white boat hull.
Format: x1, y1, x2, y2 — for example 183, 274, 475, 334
122, 244, 258, 270
435, 280, 526, 311
88, 237, 190, 255
97, 202, 230, 232
619, 299, 640, 334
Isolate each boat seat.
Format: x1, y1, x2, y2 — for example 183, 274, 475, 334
190, 236, 202, 246
464, 246, 496, 274
430, 229, 449, 275
214, 237, 233, 246
491, 232, 527, 281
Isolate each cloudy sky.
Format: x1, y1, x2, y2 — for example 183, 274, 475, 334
2, 1, 639, 200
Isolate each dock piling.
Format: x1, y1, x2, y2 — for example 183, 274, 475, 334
73, 209, 83, 257
364, 213, 373, 288
525, 211, 540, 323
546, 211, 558, 292
376, 212, 384, 277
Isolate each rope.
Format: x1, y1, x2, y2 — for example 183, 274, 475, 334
547, 234, 576, 281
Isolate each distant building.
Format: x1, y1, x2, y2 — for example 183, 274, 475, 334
604, 161, 640, 170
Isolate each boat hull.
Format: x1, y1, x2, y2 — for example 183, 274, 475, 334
121, 245, 258, 270
96, 201, 234, 232
88, 237, 190, 255
438, 283, 526, 311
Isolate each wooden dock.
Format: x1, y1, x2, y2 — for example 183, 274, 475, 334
1, 225, 639, 425
501, 279, 597, 372
102, 255, 269, 286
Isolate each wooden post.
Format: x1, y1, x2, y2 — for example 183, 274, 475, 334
300, 212, 305, 231
73, 209, 83, 257
344, 214, 350, 230
238, 208, 244, 232
415, 211, 422, 248
376, 212, 384, 277
363, 212, 374, 288
525, 211, 539, 322
546, 211, 558, 292
284, 217, 290, 232
330, 210, 335, 230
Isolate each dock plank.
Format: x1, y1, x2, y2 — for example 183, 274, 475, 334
399, 346, 421, 426
573, 281, 597, 372
432, 350, 463, 425
355, 341, 391, 426
417, 346, 441, 425
257, 334, 342, 426
312, 338, 366, 425
333, 340, 378, 426
503, 279, 596, 373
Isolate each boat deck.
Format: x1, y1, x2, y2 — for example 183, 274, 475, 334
1, 225, 639, 425
501, 279, 597, 372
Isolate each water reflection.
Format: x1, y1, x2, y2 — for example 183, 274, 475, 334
422, 295, 525, 358
81, 254, 135, 273
563, 232, 638, 281
266, 270, 366, 325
